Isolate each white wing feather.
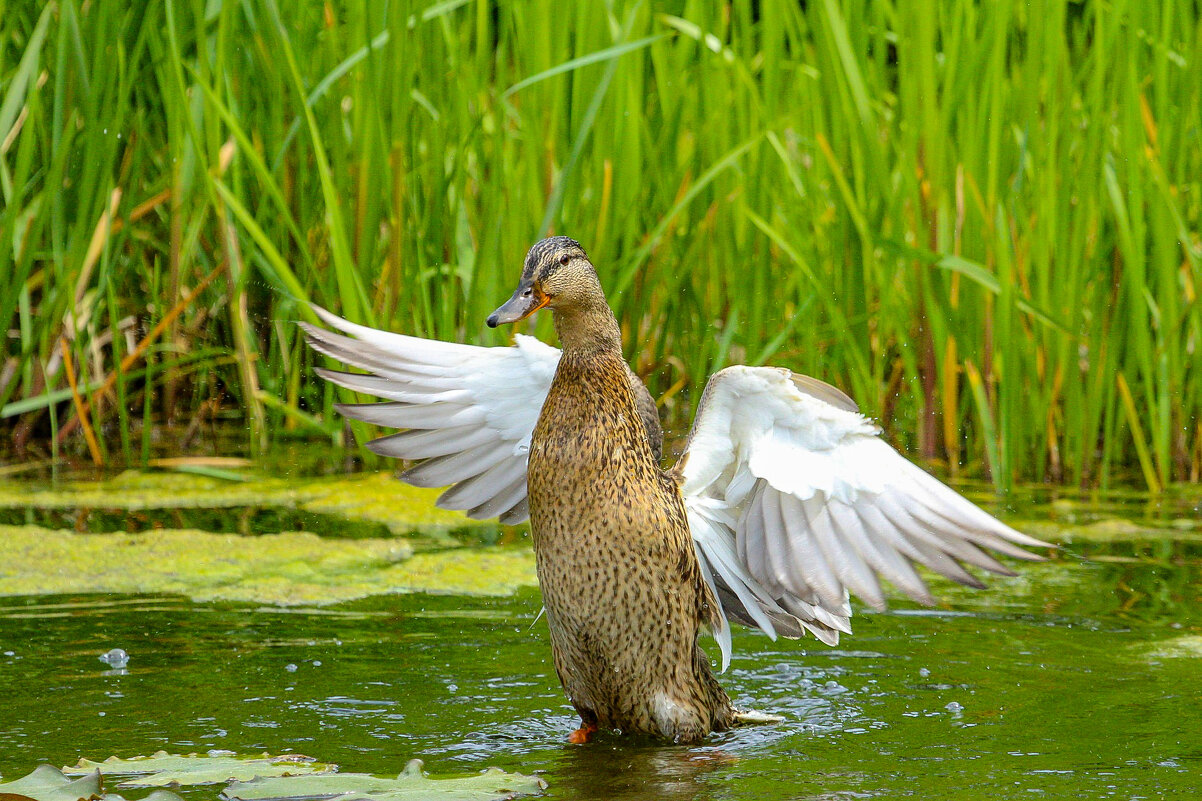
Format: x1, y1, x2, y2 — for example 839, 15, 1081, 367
678, 366, 1049, 672
304, 312, 1047, 674
302, 306, 559, 524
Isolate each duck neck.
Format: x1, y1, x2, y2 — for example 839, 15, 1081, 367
552, 298, 624, 360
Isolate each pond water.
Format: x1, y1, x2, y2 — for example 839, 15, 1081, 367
0, 469, 1200, 800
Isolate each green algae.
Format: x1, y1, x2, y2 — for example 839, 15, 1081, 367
0, 469, 535, 603
0, 471, 485, 536
0, 524, 536, 605
1024, 516, 1202, 544
294, 474, 491, 539
0, 470, 304, 511
1143, 635, 1202, 659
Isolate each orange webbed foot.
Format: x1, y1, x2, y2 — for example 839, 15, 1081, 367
568, 722, 598, 744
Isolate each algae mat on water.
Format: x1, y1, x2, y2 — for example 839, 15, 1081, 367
0, 471, 482, 534
0, 524, 537, 604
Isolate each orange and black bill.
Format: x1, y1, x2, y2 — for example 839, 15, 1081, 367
486, 282, 548, 327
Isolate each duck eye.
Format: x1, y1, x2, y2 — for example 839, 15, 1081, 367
522, 288, 533, 297
559, 254, 571, 266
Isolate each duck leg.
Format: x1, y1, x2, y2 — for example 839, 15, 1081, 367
568, 721, 598, 744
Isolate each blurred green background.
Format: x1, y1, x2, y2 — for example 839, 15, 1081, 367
1, 0, 1198, 490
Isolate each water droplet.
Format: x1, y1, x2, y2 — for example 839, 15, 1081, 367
285, 663, 298, 672
919, 667, 930, 678
99, 648, 129, 669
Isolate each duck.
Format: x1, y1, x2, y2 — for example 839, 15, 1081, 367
301, 235, 1050, 745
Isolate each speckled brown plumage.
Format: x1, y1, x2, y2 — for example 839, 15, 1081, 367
529, 346, 733, 742
506, 238, 734, 743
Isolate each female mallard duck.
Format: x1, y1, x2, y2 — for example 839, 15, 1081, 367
302, 236, 1049, 745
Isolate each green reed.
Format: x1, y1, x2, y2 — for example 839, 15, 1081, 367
1, 0, 1199, 489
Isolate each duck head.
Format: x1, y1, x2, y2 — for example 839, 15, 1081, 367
486, 236, 598, 327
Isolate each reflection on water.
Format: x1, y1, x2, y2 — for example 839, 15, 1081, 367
550, 741, 732, 801
0, 487, 1200, 800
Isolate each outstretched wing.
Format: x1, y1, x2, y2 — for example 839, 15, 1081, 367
675, 365, 1050, 671
301, 306, 560, 524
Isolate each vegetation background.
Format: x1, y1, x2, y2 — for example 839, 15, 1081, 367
0, 0, 1198, 491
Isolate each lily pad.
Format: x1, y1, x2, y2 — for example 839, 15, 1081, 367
4, 756, 544, 801
0, 765, 184, 801
0, 765, 103, 801
62, 753, 333, 787
0, 524, 536, 604
223, 759, 546, 801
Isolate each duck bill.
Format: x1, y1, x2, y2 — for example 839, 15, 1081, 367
486, 287, 548, 327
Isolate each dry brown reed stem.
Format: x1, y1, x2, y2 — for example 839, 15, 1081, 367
60, 339, 103, 465
56, 264, 225, 444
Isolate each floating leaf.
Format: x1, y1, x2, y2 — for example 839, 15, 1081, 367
145, 457, 255, 470
7, 755, 544, 801
0, 766, 185, 801
0, 765, 103, 801
223, 759, 546, 801
118, 792, 186, 801
62, 753, 333, 788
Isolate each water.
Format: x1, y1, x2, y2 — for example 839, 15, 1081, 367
1, 476, 1200, 800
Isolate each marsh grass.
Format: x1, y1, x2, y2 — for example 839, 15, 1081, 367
1, 0, 1199, 489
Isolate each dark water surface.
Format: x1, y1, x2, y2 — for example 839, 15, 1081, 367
1, 481, 1200, 800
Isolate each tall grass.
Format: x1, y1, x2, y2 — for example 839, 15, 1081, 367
1, 0, 1199, 490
